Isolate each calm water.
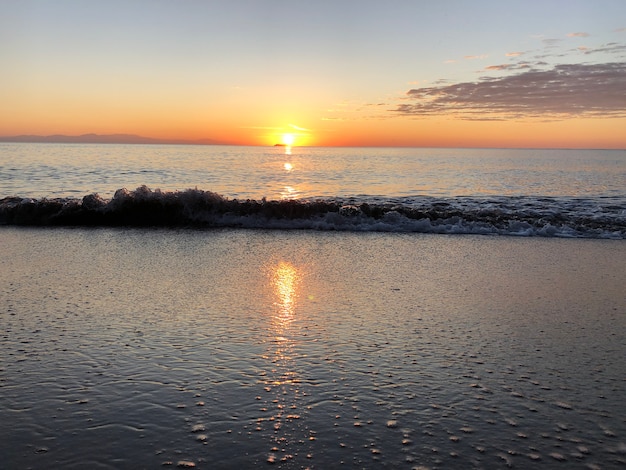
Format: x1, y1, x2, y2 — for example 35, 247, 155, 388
1, 143, 625, 199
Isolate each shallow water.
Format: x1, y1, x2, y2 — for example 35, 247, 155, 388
1, 228, 625, 468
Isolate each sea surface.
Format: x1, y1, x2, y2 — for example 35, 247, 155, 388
1, 144, 625, 469
1, 143, 625, 237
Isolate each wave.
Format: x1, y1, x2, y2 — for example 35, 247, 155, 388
1, 186, 624, 238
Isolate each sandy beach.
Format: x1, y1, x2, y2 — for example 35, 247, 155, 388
1, 227, 625, 468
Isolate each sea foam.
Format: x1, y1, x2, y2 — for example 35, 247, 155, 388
1, 185, 624, 238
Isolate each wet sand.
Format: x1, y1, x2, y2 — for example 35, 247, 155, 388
1, 228, 625, 469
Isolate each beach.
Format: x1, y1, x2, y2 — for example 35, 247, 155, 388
4, 1, 626, 467
2, 227, 624, 468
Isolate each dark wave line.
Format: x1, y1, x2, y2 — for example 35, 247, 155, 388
1, 186, 624, 238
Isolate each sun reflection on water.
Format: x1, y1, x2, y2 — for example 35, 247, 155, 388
280, 185, 299, 200
259, 261, 309, 464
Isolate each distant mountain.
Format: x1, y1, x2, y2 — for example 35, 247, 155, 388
0, 133, 224, 145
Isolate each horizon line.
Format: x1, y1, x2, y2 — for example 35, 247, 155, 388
0, 133, 623, 151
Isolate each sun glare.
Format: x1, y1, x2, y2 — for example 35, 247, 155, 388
282, 133, 295, 146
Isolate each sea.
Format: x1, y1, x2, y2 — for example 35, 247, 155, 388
1, 144, 625, 237
1, 143, 625, 469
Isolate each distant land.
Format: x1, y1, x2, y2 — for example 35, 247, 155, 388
0, 133, 224, 145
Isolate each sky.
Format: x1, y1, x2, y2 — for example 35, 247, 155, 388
1, 0, 626, 148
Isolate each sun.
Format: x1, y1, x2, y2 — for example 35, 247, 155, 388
282, 133, 295, 146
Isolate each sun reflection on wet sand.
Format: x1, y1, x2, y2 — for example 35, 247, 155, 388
273, 261, 298, 327
259, 261, 311, 464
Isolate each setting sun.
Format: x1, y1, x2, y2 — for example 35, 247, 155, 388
282, 134, 295, 146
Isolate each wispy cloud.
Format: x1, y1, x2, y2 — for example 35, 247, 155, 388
484, 63, 531, 71
394, 62, 626, 120
579, 42, 626, 55
568, 32, 590, 38
484, 64, 514, 71
542, 38, 562, 47
288, 124, 309, 131
464, 54, 488, 60
505, 51, 524, 57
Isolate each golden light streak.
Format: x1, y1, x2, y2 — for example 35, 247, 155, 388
271, 261, 300, 327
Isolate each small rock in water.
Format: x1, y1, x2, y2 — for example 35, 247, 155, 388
386, 419, 398, 428
267, 453, 277, 464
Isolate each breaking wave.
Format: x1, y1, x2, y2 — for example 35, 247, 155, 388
1, 186, 625, 238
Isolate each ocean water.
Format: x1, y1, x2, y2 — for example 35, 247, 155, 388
1, 144, 626, 469
1, 143, 625, 237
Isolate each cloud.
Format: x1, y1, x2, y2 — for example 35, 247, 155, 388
484, 64, 514, 71
568, 32, 590, 37
580, 42, 626, 55
464, 54, 488, 60
288, 124, 309, 131
485, 62, 532, 71
505, 51, 524, 57
394, 62, 626, 120
542, 38, 562, 47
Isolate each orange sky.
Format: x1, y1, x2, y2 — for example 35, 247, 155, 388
2, 2, 626, 148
